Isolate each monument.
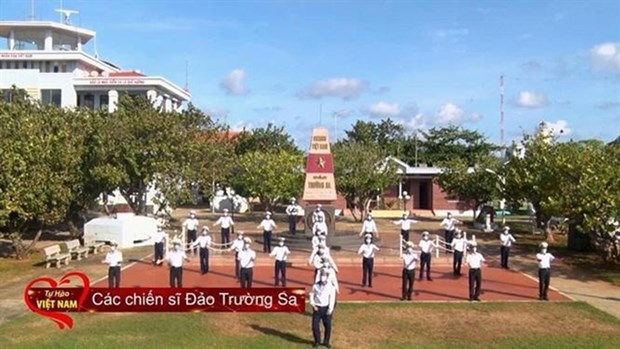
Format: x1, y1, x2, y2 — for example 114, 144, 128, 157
302, 128, 337, 236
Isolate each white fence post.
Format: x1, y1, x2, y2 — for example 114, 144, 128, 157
435, 234, 440, 258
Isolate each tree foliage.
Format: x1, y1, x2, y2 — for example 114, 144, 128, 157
234, 150, 304, 208
0, 89, 85, 258
234, 123, 300, 156
333, 141, 399, 221
419, 126, 497, 166
436, 155, 501, 221
343, 119, 408, 158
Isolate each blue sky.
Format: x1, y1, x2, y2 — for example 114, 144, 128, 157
2, 0, 619, 148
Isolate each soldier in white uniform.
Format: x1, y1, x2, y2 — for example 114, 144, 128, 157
400, 241, 418, 300
359, 214, 379, 238
238, 237, 257, 288
258, 211, 277, 253
440, 212, 461, 253
286, 198, 300, 235
357, 234, 380, 287
312, 205, 328, 235
191, 227, 212, 275
228, 231, 245, 280
536, 242, 555, 301
418, 231, 436, 281
183, 211, 199, 251
317, 261, 340, 296
466, 243, 485, 301
394, 213, 418, 242
103, 241, 122, 288
310, 269, 337, 348
165, 239, 190, 288
451, 230, 467, 276
214, 209, 234, 245
311, 230, 325, 250
500, 226, 517, 269
151, 225, 167, 266
269, 237, 290, 286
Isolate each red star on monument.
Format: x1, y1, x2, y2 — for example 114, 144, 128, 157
317, 157, 326, 168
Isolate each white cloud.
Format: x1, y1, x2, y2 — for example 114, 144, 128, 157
364, 101, 401, 118
434, 102, 482, 125
402, 113, 429, 131
220, 69, 249, 96
591, 42, 620, 73
515, 91, 549, 108
296, 78, 367, 100
541, 120, 572, 136
433, 28, 469, 39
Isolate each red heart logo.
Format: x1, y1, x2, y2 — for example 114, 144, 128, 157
23, 271, 91, 329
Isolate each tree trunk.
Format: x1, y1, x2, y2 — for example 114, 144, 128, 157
10, 228, 44, 260
102, 192, 111, 215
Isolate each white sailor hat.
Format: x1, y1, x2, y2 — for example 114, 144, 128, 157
109, 240, 118, 247
223, 208, 229, 213
243, 237, 252, 244
236, 230, 244, 235
503, 226, 511, 231
364, 233, 373, 239
265, 211, 272, 216
291, 198, 296, 203
422, 231, 430, 236
317, 204, 322, 209
540, 242, 549, 249
171, 238, 182, 245
279, 237, 286, 242
189, 210, 196, 215
402, 212, 408, 217
202, 226, 210, 233
406, 241, 415, 248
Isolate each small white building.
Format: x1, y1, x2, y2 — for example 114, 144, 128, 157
0, 11, 190, 110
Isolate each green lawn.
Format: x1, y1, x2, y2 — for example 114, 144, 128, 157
1, 302, 618, 349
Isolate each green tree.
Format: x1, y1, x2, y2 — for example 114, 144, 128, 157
436, 155, 501, 221
342, 118, 408, 158
419, 126, 498, 166
101, 95, 207, 214
0, 90, 85, 259
234, 150, 304, 209
234, 123, 300, 155
333, 141, 399, 221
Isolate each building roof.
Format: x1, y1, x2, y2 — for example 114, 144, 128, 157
0, 21, 96, 43
384, 156, 442, 175
109, 71, 146, 77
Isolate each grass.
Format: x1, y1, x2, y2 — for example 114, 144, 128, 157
0, 302, 618, 349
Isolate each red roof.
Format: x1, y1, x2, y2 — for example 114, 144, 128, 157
109, 71, 145, 77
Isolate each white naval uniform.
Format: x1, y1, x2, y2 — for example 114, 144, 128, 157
104, 250, 123, 288
360, 219, 378, 236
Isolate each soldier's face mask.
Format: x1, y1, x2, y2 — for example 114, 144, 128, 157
541, 248, 547, 253
279, 242, 284, 246
365, 239, 371, 244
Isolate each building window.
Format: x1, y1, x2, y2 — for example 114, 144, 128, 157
83, 93, 94, 109
45, 61, 51, 72
99, 94, 109, 110
53, 64, 59, 73
41, 89, 62, 107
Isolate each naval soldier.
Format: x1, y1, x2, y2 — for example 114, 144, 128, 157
394, 213, 418, 242
466, 243, 485, 301
357, 234, 380, 287
238, 237, 257, 289
418, 231, 436, 281
450, 230, 467, 276
359, 214, 379, 238
151, 225, 167, 266
103, 241, 122, 288
165, 239, 190, 288
536, 242, 555, 301
191, 227, 212, 274
183, 211, 199, 253
285, 198, 300, 235
310, 269, 337, 348
500, 226, 516, 269
269, 237, 291, 286
401, 241, 418, 300
228, 231, 245, 280
257, 211, 277, 253
440, 212, 461, 253
214, 209, 234, 245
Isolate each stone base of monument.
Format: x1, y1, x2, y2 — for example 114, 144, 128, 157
303, 204, 336, 236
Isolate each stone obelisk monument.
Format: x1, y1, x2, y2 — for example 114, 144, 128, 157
302, 128, 337, 236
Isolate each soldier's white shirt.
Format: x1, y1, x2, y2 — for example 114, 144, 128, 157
361, 219, 378, 233
151, 230, 167, 244
311, 235, 321, 249
440, 217, 459, 231
230, 238, 244, 253
165, 250, 187, 268
183, 218, 199, 231
394, 218, 418, 230
313, 222, 328, 235
419, 239, 435, 253
238, 248, 256, 268
402, 250, 418, 270
313, 210, 326, 223
258, 219, 277, 231
215, 216, 234, 228
500, 233, 516, 247
451, 237, 467, 252
466, 252, 485, 268
536, 252, 555, 269
270, 245, 290, 261
192, 235, 212, 249
310, 282, 336, 313
358, 243, 379, 259
104, 250, 123, 267
286, 204, 300, 216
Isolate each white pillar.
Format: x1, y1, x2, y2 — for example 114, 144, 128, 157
147, 89, 157, 104
398, 180, 403, 198
8, 30, 15, 50
44, 30, 53, 51
164, 96, 172, 112
77, 36, 82, 51
108, 90, 118, 112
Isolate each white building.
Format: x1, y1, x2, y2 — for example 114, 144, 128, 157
0, 12, 190, 111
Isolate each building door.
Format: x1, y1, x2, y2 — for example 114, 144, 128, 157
419, 181, 430, 209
